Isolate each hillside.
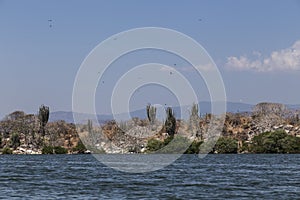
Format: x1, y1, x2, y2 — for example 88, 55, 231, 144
1, 102, 300, 154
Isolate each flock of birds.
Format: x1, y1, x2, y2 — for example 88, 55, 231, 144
57, 17, 204, 101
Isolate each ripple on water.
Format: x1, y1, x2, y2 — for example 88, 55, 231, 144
0, 154, 300, 199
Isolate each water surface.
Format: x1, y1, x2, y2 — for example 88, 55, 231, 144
0, 154, 299, 199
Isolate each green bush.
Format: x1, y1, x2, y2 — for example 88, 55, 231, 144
2, 147, 13, 154
250, 130, 300, 153
158, 136, 190, 154
184, 140, 203, 154
279, 135, 300, 153
72, 140, 87, 154
42, 146, 68, 154
10, 133, 20, 149
214, 137, 238, 154
42, 146, 53, 154
239, 141, 249, 153
146, 138, 164, 152
54, 146, 68, 154
146, 136, 203, 154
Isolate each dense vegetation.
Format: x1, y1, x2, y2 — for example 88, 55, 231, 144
72, 139, 87, 154
146, 136, 203, 154
147, 136, 238, 154
2, 147, 13, 154
146, 130, 300, 154
42, 146, 68, 154
249, 130, 300, 153
214, 137, 238, 154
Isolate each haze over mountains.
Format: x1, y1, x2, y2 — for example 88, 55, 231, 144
49, 102, 300, 124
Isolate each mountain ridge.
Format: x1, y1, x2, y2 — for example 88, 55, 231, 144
49, 102, 300, 124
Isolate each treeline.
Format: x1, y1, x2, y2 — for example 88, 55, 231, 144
146, 130, 300, 154
249, 130, 300, 153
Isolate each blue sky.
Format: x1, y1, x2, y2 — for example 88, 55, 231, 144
1, 0, 300, 117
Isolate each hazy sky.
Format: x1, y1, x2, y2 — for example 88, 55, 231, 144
1, 0, 300, 117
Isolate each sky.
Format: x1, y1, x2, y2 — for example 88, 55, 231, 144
1, 0, 300, 117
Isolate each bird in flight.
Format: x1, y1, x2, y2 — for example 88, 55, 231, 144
48, 19, 53, 28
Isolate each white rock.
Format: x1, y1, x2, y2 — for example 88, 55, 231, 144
285, 130, 290, 134
285, 124, 294, 129
18, 147, 26, 152
84, 150, 91, 154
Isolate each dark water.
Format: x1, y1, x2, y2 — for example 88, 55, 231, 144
0, 154, 300, 199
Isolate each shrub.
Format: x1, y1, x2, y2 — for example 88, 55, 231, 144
279, 135, 300, 153
146, 138, 164, 152
2, 147, 13, 154
158, 136, 190, 154
53, 146, 68, 154
214, 137, 238, 154
10, 133, 20, 149
250, 130, 300, 153
147, 136, 203, 154
72, 140, 87, 154
42, 146, 53, 154
184, 140, 203, 154
239, 141, 249, 153
42, 146, 68, 154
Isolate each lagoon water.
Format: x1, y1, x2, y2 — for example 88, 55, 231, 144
0, 154, 299, 199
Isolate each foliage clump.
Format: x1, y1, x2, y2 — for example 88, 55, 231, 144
146, 136, 203, 154
146, 138, 164, 152
2, 147, 13, 154
10, 133, 20, 149
214, 137, 238, 154
250, 130, 300, 153
42, 146, 68, 154
72, 140, 87, 154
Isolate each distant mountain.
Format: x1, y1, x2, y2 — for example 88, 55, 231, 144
49, 102, 300, 124
49, 111, 112, 124
226, 102, 254, 113
286, 104, 300, 110
49, 101, 255, 124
